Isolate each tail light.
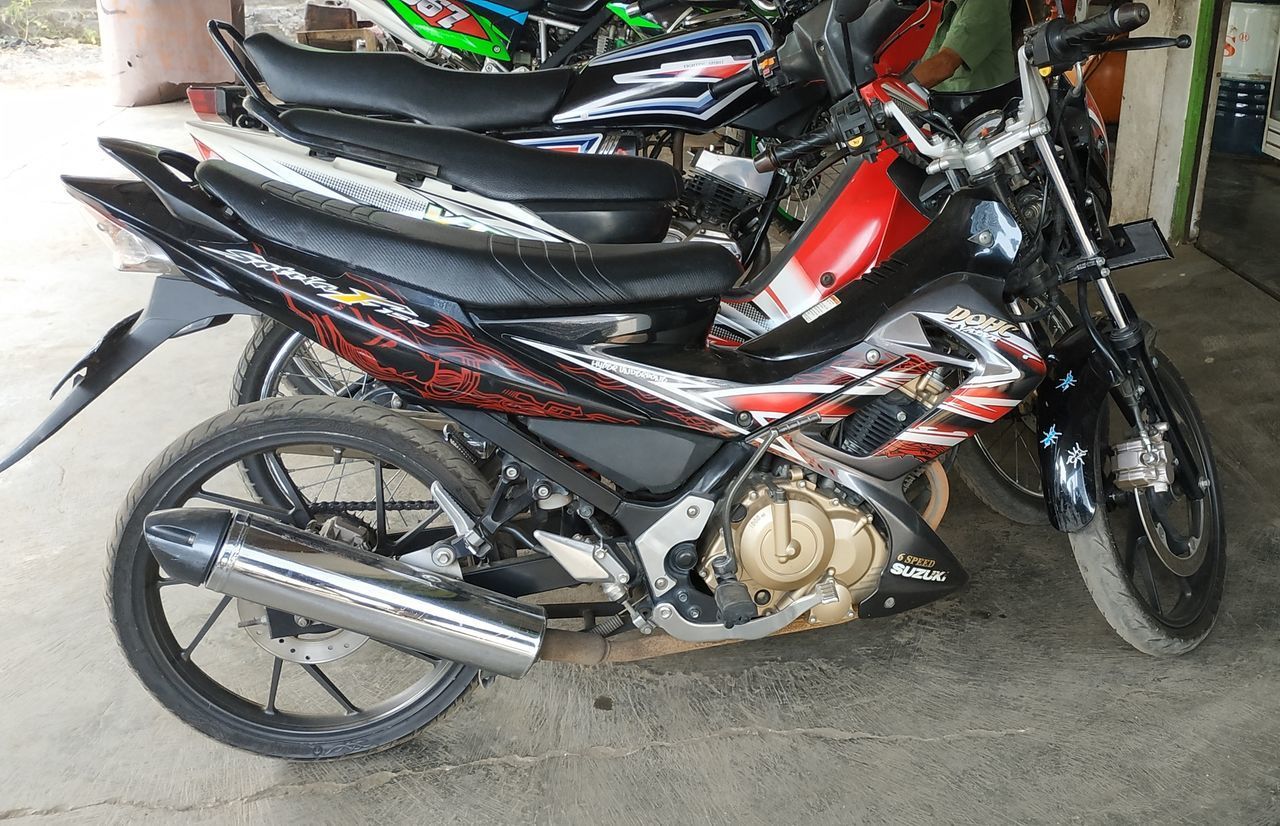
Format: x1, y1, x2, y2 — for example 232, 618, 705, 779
77, 199, 179, 275
191, 137, 221, 161
187, 86, 222, 123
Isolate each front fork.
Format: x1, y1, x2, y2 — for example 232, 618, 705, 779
1031, 135, 1205, 529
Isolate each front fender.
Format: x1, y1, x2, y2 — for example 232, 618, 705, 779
1036, 326, 1112, 532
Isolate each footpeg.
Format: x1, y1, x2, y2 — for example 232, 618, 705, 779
711, 555, 758, 628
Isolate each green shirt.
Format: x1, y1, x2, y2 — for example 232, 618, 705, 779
923, 0, 1016, 93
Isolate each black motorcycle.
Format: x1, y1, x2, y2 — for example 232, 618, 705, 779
2, 1, 1220, 759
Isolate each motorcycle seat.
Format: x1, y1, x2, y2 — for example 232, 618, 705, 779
279, 108, 679, 243
195, 161, 742, 310
242, 33, 573, 131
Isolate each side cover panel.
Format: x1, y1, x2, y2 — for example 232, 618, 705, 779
554, 21, 772, 129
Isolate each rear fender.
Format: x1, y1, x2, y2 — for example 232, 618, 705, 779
0, 276, 251, 473
1035, 326, 1111, 532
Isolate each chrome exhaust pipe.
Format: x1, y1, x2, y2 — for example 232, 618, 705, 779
143, 508, 545, 678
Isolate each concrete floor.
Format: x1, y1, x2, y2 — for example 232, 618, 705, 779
1198, 151, 1280, 301
2, 62, 1279, 826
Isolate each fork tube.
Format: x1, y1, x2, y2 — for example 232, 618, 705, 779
1032, 133, 1129, 327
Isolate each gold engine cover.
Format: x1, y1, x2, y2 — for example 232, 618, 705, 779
703, 473, 888, 626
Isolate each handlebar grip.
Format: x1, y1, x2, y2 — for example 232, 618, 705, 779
753, 127, 837, 173
709, 67, 758, 100
1062, 2, 1149, 45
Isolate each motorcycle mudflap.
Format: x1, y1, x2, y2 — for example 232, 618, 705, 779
0, 276, 251, 473
1035, 325, 1111, 532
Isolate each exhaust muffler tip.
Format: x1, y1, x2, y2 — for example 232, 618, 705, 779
143, 507, 232, 586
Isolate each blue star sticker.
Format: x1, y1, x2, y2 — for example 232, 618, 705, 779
1040, 425, 1060, 448
1057, 371, 1077, 392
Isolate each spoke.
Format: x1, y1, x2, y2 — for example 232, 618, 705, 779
301, 664, 360, 715
192, 489, 293, 521
270, 451, 313, 525
374, 461, 388, 540
383, 640, 442, 665
1013, 425, 1021, 483
155, 578, 187, 589
1133, 542, 1165, 618
294, 464, 376, 492
181, 596, 232, 661
265, 657, 283, 715
1121, 509, 1143, 576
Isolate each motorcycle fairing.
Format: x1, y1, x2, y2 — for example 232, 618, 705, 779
555, 21, 772, 128
728, 148, 930, 333
380, 0, 517, 62
187, 120, 581, 242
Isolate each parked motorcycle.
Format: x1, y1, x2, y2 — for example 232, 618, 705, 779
2, 0, 1219, 762
193, 1, 1102, 521
353, 0, 795, 70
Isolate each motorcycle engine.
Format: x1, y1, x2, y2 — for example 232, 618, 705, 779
674, 149, 775, 259
701, 467, 888, 626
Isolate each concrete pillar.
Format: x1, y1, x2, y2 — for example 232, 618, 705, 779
1110, 0, 1211, 239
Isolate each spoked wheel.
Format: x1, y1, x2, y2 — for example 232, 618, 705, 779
232, 319, 393, 405
1067, 350, 1225, 655
776, 154, 851, 232
955, 302, 1077, 524
954, 399, 1048, 524
108, 397, 492, 758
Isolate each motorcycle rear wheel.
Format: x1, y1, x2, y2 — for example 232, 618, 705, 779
1067, 350, 1225, 655
108, 397, 492, 758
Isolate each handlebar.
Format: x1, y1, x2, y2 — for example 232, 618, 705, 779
709, 65, 760, 100
1028, 2, 1152, 67
1062, 2, 1149, 43
753, 124, 840, 172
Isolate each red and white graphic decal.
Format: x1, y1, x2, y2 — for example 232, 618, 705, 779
410, 0, 484, 37
614, 58, 754, 85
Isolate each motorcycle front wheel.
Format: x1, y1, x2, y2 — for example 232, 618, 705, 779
1068, 350, 1225, 655
108, 397, 491, 758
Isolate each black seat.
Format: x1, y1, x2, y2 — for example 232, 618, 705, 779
242, 33, 572, 131
195, 161, 742, 310
280, 109, 680, 243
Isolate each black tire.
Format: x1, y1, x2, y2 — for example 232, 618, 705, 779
232, 319, 335, 404
954, 436, 1047, 525
1067, 351, 1225, 656
108, 397, 493, 759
